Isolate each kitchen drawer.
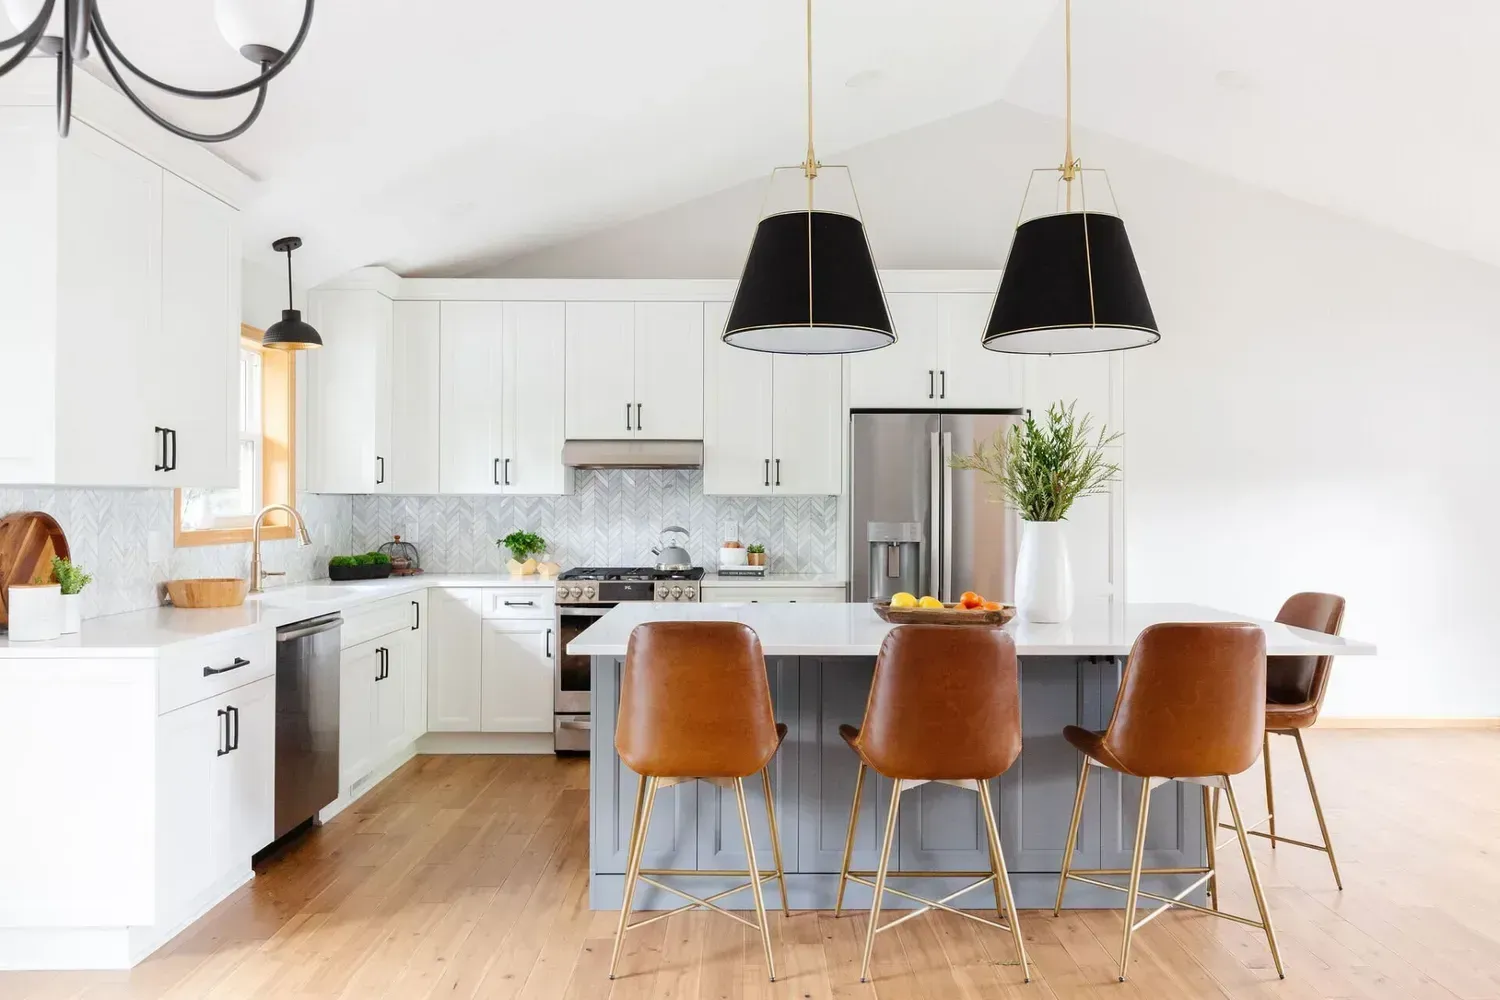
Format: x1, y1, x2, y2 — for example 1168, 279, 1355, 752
482, 587, 554, 620
158, 627, 275, 716
700, 586, 846, 604
342, 594, 421, 648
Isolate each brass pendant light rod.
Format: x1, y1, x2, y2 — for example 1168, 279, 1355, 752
1061, 0, 1079, 206
804, 0, 817, 331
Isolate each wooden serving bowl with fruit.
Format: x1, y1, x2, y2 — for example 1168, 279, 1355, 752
873, 590, 1016, 626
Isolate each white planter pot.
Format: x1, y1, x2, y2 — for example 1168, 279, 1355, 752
60, 593, 82, 634
1015, 520, 1074, 623
8, 583, 62, 641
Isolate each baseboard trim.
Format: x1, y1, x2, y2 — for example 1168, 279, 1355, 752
1316, 717, 1500, 729
319, 741, 420, 824
416, 731, 553, 755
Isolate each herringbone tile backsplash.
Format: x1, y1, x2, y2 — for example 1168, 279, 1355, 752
351, 470, 840, 575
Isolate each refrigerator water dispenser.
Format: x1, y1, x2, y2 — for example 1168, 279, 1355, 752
867, 521, 923, 602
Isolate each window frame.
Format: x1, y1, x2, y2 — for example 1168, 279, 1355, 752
173, 324, 298, 548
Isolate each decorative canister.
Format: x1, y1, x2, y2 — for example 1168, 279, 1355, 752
8, 583, 62, 641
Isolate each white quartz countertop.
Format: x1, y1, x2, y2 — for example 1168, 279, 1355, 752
701, 573, 846, 588
0, 574, 558, 658
566, 600, 1378, 658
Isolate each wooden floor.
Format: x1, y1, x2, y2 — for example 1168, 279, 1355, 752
7, 730, 1500, 999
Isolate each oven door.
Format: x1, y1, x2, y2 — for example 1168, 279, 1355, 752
556, 604, 611, 716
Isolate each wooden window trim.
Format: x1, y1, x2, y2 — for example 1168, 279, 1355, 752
173, 324, 297, 548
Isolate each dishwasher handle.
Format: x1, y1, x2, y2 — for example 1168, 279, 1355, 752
277, 614, 344, 642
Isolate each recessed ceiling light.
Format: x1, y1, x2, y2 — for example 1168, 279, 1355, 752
845, 69, 883, 90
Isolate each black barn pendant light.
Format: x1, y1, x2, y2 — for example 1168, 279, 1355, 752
722, 0, 894, 355
982, 0, 1158, 355
262, 237, 322, 351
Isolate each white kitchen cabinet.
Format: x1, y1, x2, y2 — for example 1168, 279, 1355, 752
847, 293, 936, 409
391, 300, 441, 494
427, 588, 483, 732
305, 288, 394, 494
372, 639, 407, 762
339, 637, 379, 791
1023, 353, 1120, 430
703, 303, 843, 496
439, 301, 504, 494
503, 302, 572, 494
480, 620, 554, 733
220, 675, 275, 865
402, 593, 427, 745
564, 301, 703, 440
848, 293, 1022, 410
935, 293, 1023, 409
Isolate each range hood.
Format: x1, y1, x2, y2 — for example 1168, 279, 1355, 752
562, 440, 704, 469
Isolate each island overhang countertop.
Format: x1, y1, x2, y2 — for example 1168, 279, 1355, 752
567, 599, 1377, 658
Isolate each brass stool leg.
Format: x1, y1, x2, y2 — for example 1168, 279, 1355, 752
978, 779, 1031, 983
1223, 777, 1286, 979
733, 777, 777, 982
1053, 756, 1091, 915
609, 775, 658, 980
1118, 778, 1152, 981
1263, 733, 1276, 849
858, 779, 901, 983
1292, 729, 1343, 890
833, 761, 867, 917
761, 767, 791, 916
979, 779, 1007, 923
1201, 784, 1219, 912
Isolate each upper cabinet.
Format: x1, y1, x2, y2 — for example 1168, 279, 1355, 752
703, 304, 843, 496
848, 293, 1022, 410
0, 115, 239, 487
304, 288, 394, 494
564, 302, 703, 440
390, 301, 441, 494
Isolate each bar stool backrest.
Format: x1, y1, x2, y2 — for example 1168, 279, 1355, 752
618, 621, 779, 778
1268, 592, 1346, 710
1100, 622, 1266, 778
856, 624, 1021, 781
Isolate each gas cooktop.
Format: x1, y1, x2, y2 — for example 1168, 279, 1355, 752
559, 566, 705, 582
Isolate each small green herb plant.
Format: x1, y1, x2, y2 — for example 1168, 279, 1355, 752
51, 556, 92, 595
746, 544, 765, 555
949, 400, 1121, 522
499, 531, 547, 562
329, 552, 392, 568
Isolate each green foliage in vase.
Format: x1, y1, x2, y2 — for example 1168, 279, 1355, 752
498, 530, 547, 562
948, 400, 1121, 522
51, 556, 92, 595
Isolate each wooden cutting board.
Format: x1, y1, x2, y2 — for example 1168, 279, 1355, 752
0, 511, 71, 629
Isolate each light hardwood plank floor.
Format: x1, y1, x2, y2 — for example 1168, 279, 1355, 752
7, 730, 1500, 999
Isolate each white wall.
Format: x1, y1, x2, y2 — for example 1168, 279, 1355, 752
486, 101, 1500, 720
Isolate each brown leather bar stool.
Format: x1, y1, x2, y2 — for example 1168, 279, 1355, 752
1053, 622, 1284, 982
608, 621, 789, 982
1214, 592, 1347, 889
833, 624, 1031, 984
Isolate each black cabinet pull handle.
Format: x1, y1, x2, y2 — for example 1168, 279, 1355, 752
167, 428, 177, 471
203, 656, 250, 677
545, 628, 553, 659
763, 458, 770, 487
625, 402, 632, 431
375, 456, 385, 484
635, 402, 643, 431
493, 458, 500, 485
774, 458, 781, 487
155, 427, 169, 472
928, 370, 935, 399
504, 458, 511, 485
228, 705, 239, 751
216, 708, 229, 756
939, 370, 946, 399
503, 600, 536, 607
411, 600, 420, 631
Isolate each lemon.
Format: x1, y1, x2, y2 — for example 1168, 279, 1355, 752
890, 592, 917, 608
918, 596, 944, 609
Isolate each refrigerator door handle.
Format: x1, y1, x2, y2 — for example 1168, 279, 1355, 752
930, 430, 942, 600
941, 431, 954, 602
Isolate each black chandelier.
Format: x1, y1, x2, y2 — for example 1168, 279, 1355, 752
0, 0, 313, 143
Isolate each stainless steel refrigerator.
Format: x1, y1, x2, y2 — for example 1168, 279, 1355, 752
849, 411, 1024, 604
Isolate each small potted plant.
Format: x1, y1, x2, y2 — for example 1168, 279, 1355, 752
51, 556, 92, 634
746, 543, 767, 567
499, 531, 547, 577
328, 551, 394, 581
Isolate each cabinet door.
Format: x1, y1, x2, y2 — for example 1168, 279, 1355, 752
771, 354, 842, 495
564, 302, 635, 439
936, 293, 1023, 409
703, 304, 773, 496
339, 638, 378, 789
222, 676, 275, 865
158, 172, 238, 489
633, 302, 703, 439
156, 696, 221, 921
305, 290, 393, 493
480, 621, 553, 733
374, 640, 406, 760
402, 595, 427, 744
54, 122, 161, 486
427, 588, 483, 731
846, 292, 936, 409
439, 302, 504, 494
503, 302, 572, 495
1022, 353, 1118, 431
372, 300, 394, 494
391, 300, 441, 494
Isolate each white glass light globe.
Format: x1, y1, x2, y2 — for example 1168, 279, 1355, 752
214, 0, 302, 59
1, 0, 63, 38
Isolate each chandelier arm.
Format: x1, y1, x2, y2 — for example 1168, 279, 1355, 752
89, 0, 312, 101
56, 27, 72, 137
89, 27, 270, 144
0, 0, 53, 62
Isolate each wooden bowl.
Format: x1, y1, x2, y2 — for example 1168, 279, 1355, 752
873, 601, 1016, 626
166, 578, 249, 609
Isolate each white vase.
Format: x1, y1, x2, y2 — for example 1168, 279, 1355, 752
8, 583, 62, 641
60, 593, 82, 634
1015, 520, 1074, 623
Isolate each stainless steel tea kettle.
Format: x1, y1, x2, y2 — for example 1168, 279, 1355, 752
652, 525, 692, 571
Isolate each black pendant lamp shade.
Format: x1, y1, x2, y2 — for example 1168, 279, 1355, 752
983, 211, 1158, 355
262, 236, 322, 350
723, 210, 895, 354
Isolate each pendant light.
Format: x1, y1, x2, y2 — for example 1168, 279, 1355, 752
982, 0, 1158, 355
722, 0, 894, 355
262, 237, 322, 351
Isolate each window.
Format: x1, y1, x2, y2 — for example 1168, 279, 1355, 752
174, 325, 297, 547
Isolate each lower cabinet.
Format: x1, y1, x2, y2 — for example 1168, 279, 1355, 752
339, 638, 378, 791
340, 625, 424, 795
427, 587, 483, 731
480, 620, 554, 733
427, 586, 554, 736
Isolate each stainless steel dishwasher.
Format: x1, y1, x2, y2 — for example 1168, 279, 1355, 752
275, 613, 342, 840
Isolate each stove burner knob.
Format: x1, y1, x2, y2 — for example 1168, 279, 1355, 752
583, 585, 596, 599
683, 586, 696, 600
567, 586, 582, 599
671, 585, 683, 598
656, 584, 669, 599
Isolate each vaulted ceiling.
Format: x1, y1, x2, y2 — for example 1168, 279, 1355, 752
60, 1, 1500, 283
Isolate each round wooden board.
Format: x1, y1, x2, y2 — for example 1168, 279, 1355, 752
0, 511, 72, 629
873, 601, 1016, 626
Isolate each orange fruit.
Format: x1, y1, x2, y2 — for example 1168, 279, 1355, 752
960, 591, 980, 606
982, 601, 1002, 611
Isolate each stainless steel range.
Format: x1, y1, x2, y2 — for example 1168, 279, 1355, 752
553, 566, 704, 752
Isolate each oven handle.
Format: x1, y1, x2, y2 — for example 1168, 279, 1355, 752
558, 606, 614, 618
558, 719, 592, 731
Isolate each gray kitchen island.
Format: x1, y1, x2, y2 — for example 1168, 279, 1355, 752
569, 600, 1375, 910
